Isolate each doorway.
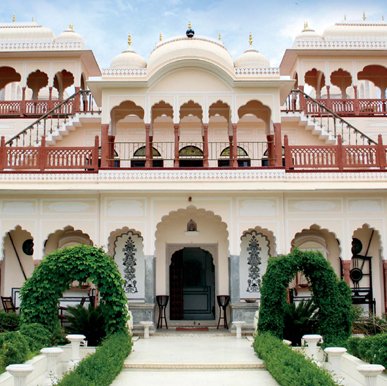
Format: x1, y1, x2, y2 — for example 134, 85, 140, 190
170, 247, 215, 320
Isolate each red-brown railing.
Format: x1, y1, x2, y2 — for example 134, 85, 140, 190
284, 134, 386, 170
0, 136, 99, 171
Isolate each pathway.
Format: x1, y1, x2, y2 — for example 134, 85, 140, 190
111, 333, 279, 386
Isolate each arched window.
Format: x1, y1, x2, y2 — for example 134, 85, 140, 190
218, 146, 250, 167
131, 146, 163, 168
179, 146, 203, 168
262, 147, 285, 167
98, 147, 120, 168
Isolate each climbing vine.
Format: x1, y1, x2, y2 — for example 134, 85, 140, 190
20, 245, 128, 334
258, 248, 353, 345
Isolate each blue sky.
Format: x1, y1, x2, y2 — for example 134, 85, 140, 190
1, 0, 386, 68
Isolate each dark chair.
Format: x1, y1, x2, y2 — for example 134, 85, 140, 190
156, 295, 169, 329
217, 295, 230, 329
1, 297, 18, 313
80, 297, 87, 306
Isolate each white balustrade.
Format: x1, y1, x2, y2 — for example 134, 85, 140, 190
302, 334, 323, 360
140, 321, 153, 339
232, 321, 246, 339
66, 334, 86, 371
6, 364, 34, 386
41, 347, 64, 386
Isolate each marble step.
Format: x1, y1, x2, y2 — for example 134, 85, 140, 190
123, 362, 265, 370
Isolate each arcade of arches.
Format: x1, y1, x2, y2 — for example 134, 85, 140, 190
1, 202, 387, 328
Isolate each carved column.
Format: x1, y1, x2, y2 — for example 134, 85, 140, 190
174, 124, 179, 167
326, 85, 332, 110
273, 123, 283, 167
298, 85, 306, 112
229, 255, 240, 303
342, 260, 351, 286
100, 124, 109, 168
74, 86, 81, 113
203, 124, 209, 167
20, 87, 26, 116
108, 135, 115, 167
145, 256, 156, 304
353, 85, 360, 115
145, 124, 151, 168
266, 134, 275, 166
232, 123, 238, 167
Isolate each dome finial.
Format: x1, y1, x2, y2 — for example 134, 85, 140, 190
32, 16, 34, 22
363, 11, 366, 20
344, 14, 346, 20
304, 22, 308, 29
128, 33, 132, 47
218, 32, 221, 41
69, 23, 73, 30
188, 21, 192, 29
186, 22, 195, 38
249, 32, 253, 46
159, 33, 162, 41
12, 14, 15, 23
383, 15, 385, 21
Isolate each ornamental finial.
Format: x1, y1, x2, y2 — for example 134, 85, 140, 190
69, 23, 73, 30
363, 11, 366, 20
249, 32, 252, 46
12, 14, 15, 23
304, 22, 308, 29
188, 21, 192, 29
344, 15, 346, 20
383, 15, 385, 21
218, 32, 221, 41
159, 33, 162, 41
32, 17, 34, 22
128, 33, 132, 47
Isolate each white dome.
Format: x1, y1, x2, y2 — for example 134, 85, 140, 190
295, 26, 322, 40
55, 28, 86, 49
0, 22, 55, 42
234, 48, 270, 68
111, 48, 147, 69
323, 21, 387, 40
147, 36, 234, 74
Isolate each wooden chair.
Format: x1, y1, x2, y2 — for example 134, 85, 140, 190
1, 297, 18, 313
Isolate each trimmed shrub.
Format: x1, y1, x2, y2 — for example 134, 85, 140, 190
347, 333, 387, 367
20, 245, 128, 335
0, 311, 20, 332
57, 329, 132, 386
258, 248, 353, 345
19, 323, 52, 353
0, 332, 30, 371
254, 332, 336, 386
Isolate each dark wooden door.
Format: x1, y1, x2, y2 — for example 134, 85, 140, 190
170, 250, 184, 320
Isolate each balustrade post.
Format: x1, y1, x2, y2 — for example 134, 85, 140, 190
74, 87, 80, 114
377, 135, 385, 170
0, 136, 5, 171
298, 85, 306, 112
174, 124, 179, 167
228, 134, 233, 167
93, 136, 99, 171
145, 124, 152, 168
20, 87, 26, 116
273, 123, 283, 167
337, 135, 344, 170
108, 135, 115, 167
353, 85, 360, 116
232, 123, 238, 167
203, 124, 209, 167
48, 87, 53, 111
342, 260, 351, 286
326, 85, 332, 110
267, 135, 275, 166
284, 135, 291, 171
40, 136, 46, 172
100, 124, 109, 168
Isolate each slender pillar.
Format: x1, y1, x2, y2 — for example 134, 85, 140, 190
145, 124, 151, 168
108, 135, 115, 167
100, 124, 109, 168
298, 85, 306, 112
267, 134, 275, 166
74, 86, 80, 113
342, 260, 351, 286
229, 255, 240, 303
20, 87, 26, 116
228, 134, 233, 167
174, 124, 179, 168
273, 123, 283, 167
203, 124, 209, 167
326, 85, 332, 109
353, 85, 360, 115
145, 256, 155, 304
232, 123, 238, 167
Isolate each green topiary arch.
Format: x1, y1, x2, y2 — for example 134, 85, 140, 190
258, 248, 353, 345
20, 245, 128, 334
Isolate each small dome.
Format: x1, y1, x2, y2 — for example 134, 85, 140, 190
234, 48, 270, 68
55, 27, 86, 49
0, 22, 55, 41
295, 24, 322, 40
110, 34, 147, 69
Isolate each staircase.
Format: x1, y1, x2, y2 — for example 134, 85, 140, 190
111, 335, 279, 386
5, 90, 100, 147
283, 89, 377, 146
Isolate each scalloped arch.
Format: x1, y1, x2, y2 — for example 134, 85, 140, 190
107, 226, 143, 257
351, 223, 384, 258
241, 226, 277, 257
1, 225, 34, 262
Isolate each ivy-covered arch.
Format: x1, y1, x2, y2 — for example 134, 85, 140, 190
20, 245, 128, 334
258, 248, 352, 345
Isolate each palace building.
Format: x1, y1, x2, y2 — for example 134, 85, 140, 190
1, 16, 387, 329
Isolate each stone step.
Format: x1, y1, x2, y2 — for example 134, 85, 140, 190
123, 362, 265, 370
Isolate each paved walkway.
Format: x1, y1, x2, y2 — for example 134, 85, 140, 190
111, 334, 279, 386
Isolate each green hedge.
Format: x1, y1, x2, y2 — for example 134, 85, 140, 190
258, 248, 353, 346
0, 311, 20, 332
57, 329, 132, 386
19, 323, 52, 352
254, 332, 336, 386
0, 332, 30, 372
348, 333, 387, 367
